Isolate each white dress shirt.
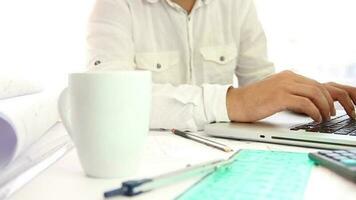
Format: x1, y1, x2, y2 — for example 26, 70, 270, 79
87, 0, 275, 131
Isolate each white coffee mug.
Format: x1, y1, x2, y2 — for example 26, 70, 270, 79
58, 71, 151, 178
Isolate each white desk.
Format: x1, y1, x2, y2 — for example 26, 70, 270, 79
8, 124, 356, 200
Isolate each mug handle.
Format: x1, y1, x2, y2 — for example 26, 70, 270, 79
58, 88, 72, 136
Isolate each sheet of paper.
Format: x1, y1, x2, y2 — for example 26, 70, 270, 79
0, 124, 73, 200
135, 131, 237, 178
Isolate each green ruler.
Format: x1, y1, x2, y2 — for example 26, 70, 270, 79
177, 150, 315, 200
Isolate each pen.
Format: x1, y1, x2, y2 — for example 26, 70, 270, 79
171, 129, 233, 152
103, 151, 239, 198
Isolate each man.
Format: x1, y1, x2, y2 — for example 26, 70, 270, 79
87, 0, 356, 131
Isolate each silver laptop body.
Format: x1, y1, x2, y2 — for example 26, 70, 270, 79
204, 111, 356, 149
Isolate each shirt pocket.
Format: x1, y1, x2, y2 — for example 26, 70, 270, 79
135, 51, 180, 84
200, 45, 238, 84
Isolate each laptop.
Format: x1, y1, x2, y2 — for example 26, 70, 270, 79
204, 111, 356, 149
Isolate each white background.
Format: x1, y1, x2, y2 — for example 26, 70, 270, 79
0, 0, 95, 88
0, 0, 355, 88
256, 0, 356, 85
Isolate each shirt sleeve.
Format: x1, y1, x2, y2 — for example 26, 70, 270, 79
87, 0, 135, 69
236, 0, 275, 86
150, 84, 230, 131
87, 0, 231, 131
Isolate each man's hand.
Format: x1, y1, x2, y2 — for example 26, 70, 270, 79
227, 70, 356, 123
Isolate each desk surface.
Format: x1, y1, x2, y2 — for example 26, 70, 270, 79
8, 124, 356, 200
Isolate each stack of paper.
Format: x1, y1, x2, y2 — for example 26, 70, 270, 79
0, 78, 71, 199
0, 92, 59, 169
0, 124, 73, 200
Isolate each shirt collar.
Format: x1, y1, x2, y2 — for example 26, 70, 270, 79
144, 0, 212, 5
145, 0, 159, 3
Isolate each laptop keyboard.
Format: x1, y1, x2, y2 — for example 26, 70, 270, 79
291, 114, 356, 136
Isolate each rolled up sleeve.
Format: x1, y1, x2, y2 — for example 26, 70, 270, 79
202, 84, 231, 123
150, 84, 230, 132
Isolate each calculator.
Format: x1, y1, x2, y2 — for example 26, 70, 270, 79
309, 150, 356, 182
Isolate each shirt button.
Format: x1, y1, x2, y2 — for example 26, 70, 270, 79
219, 56, 225, 62
94, 60, 101, 66
156, 63, 162, 69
